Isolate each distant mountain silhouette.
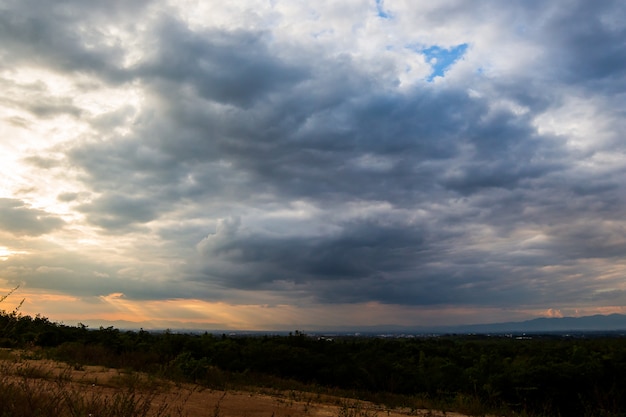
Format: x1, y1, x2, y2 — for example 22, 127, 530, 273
327, 314, 626, 335
77, 313, 626, 335
445, 313, 626, 334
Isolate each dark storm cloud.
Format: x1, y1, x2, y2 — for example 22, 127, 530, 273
4, 0, 626, 311
0, 199, 64, 236
187, 198, 583, 307
140, 17, 308, 107
541, 0, 626, 86
71, 4, 623, 306
196, 217, 429, 286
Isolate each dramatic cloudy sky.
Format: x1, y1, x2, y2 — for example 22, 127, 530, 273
1, 0, 626, 330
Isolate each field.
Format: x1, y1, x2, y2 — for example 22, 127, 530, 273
0, 350, 468, 417
3, 299, 626, 416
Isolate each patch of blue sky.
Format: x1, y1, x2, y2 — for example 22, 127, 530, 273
421, 43, 469, 82
375, 0, 391, 19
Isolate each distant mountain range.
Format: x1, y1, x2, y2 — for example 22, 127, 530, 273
440, 313, 626, 334
336, 313, 626, 335
77, 313, 626, 335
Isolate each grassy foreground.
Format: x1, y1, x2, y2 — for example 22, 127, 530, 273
2, 290, 626, 416
0, 351, 179, 417
0, 349, 460, 417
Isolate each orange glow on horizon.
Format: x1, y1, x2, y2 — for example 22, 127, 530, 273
4, 287, 626, 330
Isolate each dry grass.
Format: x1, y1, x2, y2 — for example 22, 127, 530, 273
0, 351, 473, 417
0, 354, 188, 417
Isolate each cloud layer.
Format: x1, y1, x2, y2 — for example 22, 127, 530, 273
1, 0, 626, 328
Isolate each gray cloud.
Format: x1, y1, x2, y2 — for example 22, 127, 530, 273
542, 0, 626, 86
0, 78, 83, 118
77, 194, 159, 230
70, 4, 626, 308
0, 0, 153, 81
0, 199, 64, 236
195, 217, 429, 287
141, 18, 309, 107
1, 249, 192, 301
2, 0, 626, 318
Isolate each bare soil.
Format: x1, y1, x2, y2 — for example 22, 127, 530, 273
0, 354, 470, 417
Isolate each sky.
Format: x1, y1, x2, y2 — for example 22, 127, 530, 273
1, 0, 626, 331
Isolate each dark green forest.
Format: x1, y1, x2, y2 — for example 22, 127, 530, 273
2, 307, 626, 416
